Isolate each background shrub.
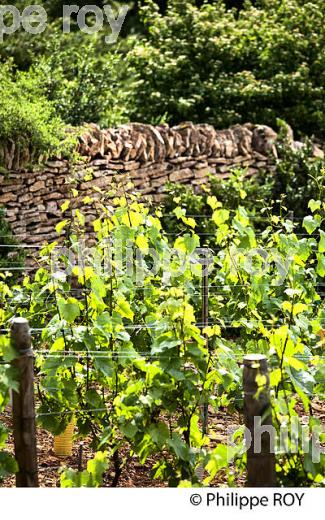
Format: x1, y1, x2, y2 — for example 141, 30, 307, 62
128, 0, 325, 136
162, 142, 325, 239
34, 37, 133, 128
1, 1, 324, 138
0, 62, 65, 158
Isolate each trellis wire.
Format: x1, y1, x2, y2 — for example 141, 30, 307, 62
1, 317, 325, 336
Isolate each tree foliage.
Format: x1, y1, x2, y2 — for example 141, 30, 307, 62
128, 0, 325, 135
0, 0, 324, 143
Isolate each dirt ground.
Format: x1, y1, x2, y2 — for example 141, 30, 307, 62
0, 406, 243, 488
1, 400, 324, 488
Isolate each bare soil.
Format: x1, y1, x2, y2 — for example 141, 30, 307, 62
1, 400, 323, 488
0, 406, 243, 488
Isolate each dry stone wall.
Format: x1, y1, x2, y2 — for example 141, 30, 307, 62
0, 122, 321, 246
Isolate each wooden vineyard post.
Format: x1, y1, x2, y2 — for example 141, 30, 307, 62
243, 354, 276, 487
11, 318, 39, 487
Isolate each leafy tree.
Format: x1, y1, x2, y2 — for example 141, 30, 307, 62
1, 0, 324, 138
128, 0, 325, 136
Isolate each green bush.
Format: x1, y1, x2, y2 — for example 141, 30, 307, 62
0, 62, 65, 159
161, 169, 275, 241
128, 0, 325, 136
1, 1, 324, 138
162, 142, 325, 239
35, 37, 133, 128
271, 142, 325, 220
0, 13, 134, 129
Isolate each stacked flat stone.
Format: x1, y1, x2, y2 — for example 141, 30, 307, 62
0, 122, 323, 249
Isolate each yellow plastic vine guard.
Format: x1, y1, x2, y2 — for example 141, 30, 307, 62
54, 419, 75, 457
